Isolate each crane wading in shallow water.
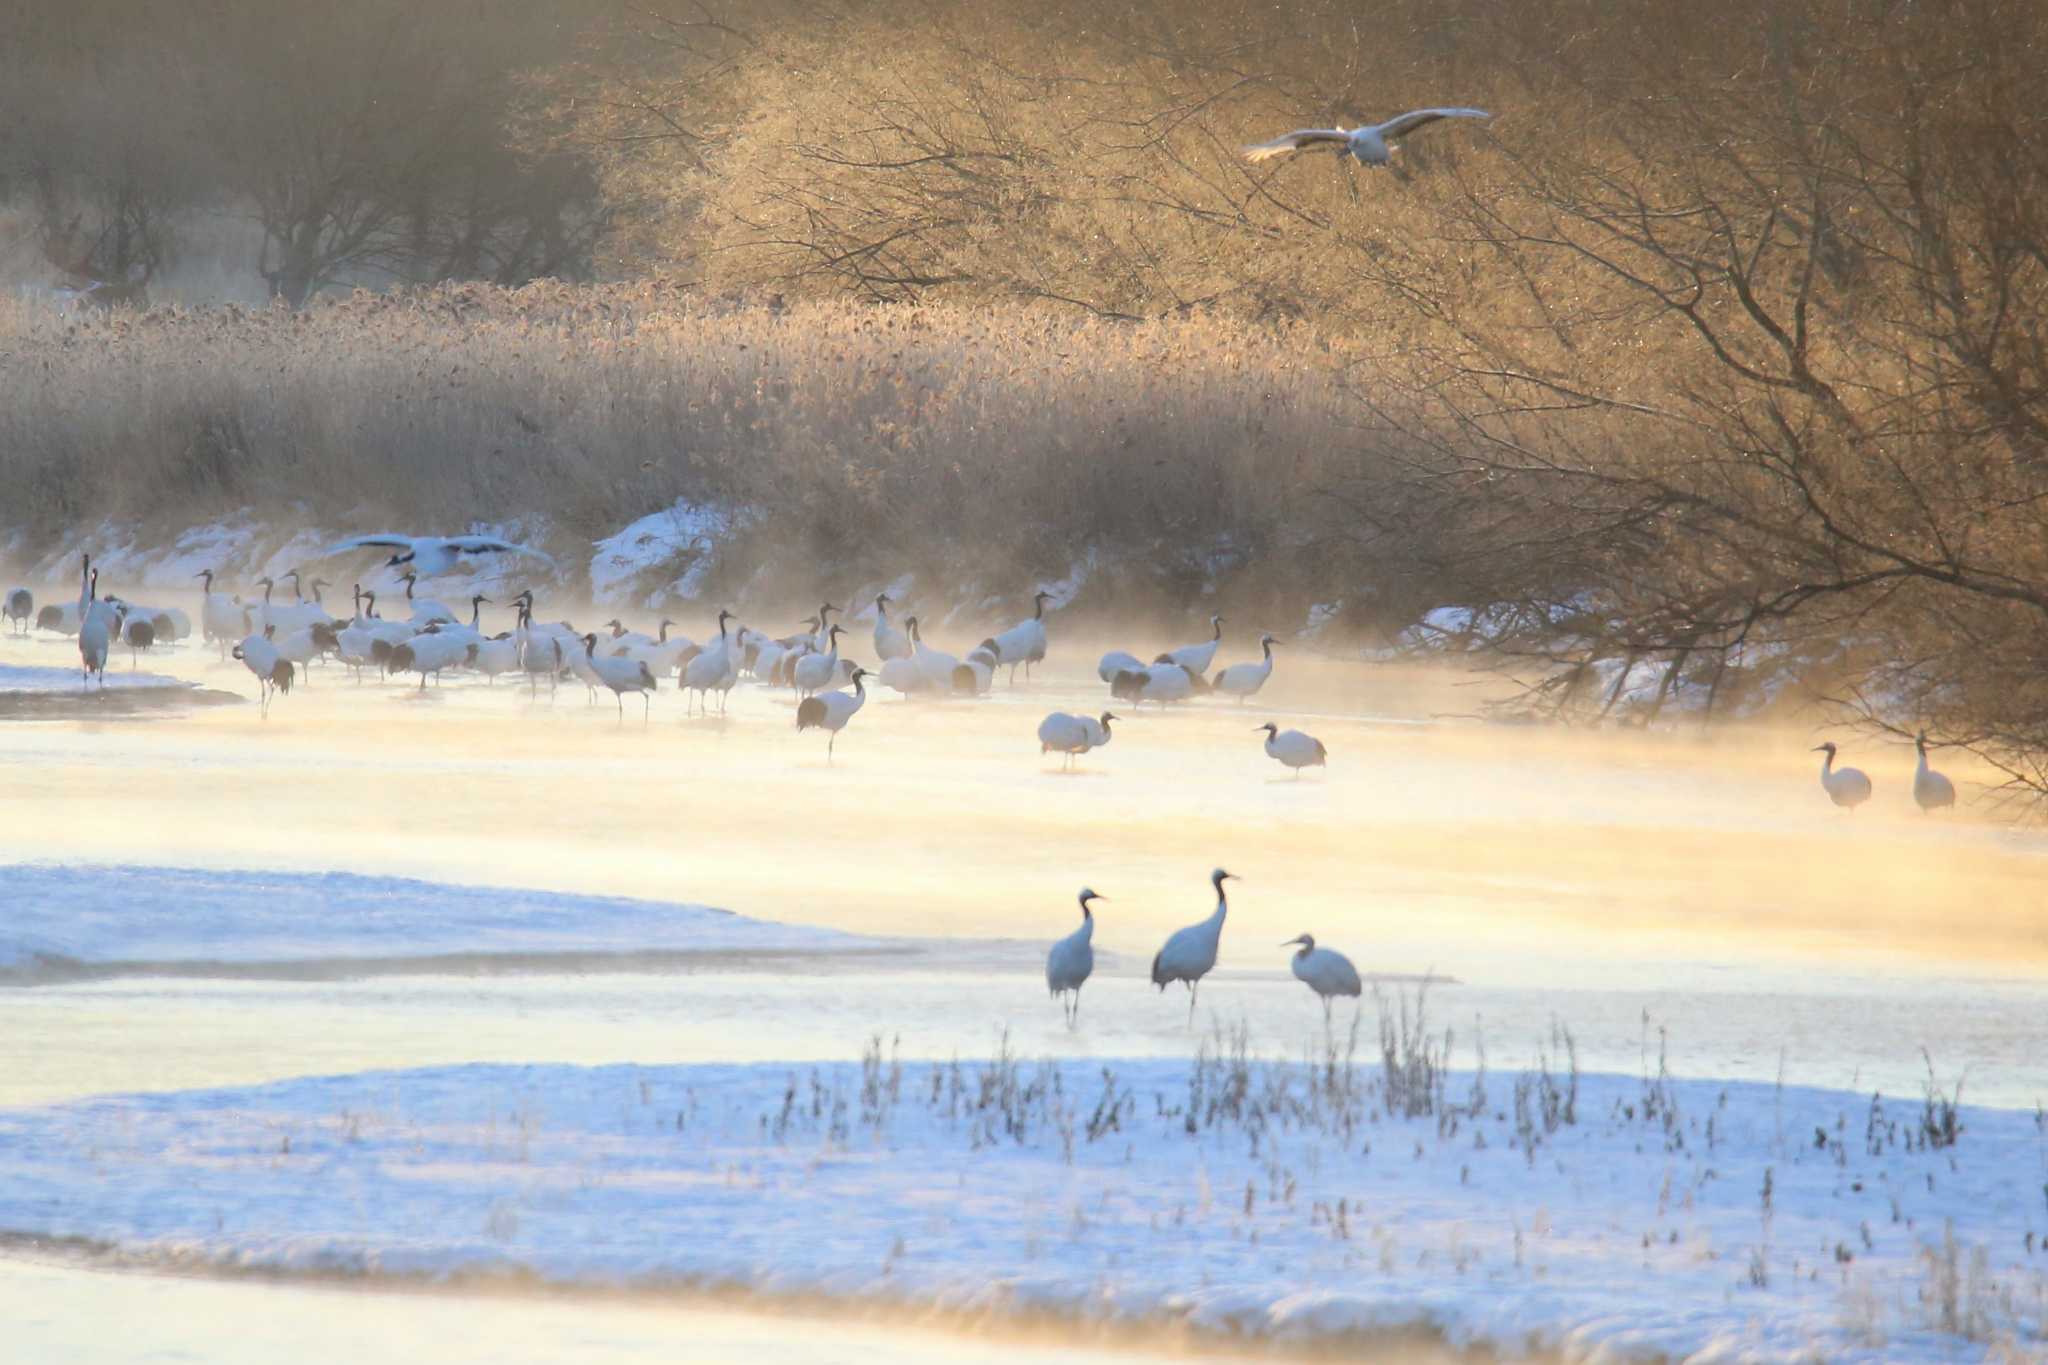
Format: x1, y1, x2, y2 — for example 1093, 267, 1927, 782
581, 634, 658, 723
1045, 888, 1102, 1027
1282, 933, 1363, 1024
3, 586, 31, 637
1152, 868, 1237, 1026
872, 593, 911, 662
232, 624, 294, 716
77, 556, 109, 691
1037, 710, 1116, 770
1813, 742, 1872, 812
795, 665, 870, 761
1212, 634, 1278, 703
984, 590, 1054, 684
1913, 732, 1956, 814
1258, 722, 1327, 777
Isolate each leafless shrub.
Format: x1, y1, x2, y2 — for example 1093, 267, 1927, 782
1920, 1052, 1965, 1152
1374, 983, 1448, 1122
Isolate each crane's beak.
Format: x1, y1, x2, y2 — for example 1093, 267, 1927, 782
1809, 745, 1828, 752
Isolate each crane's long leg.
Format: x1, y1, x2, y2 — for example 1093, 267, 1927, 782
1187, 980, 1198, 1026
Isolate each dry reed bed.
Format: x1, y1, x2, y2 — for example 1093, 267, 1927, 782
0, 284, 1389, 601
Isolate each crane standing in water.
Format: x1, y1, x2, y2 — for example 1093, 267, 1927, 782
1281, 933, 1363, 1024
1045, 888, 1103, 1027
1813, 742, 1873, 812
1152, 869, 1237, 1025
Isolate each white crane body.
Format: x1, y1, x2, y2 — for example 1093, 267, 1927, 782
1814, 742, 1873, 811
1259, 723, 1326, 775
872, 594, 912, 661
795, 667, 869, 758
1158, 616, 1224, 675
1046, 889, 1101, 1026
327, 533, 557, 579
1913, 733, 1955, 813
1152, 869, 1237, 1024
1283, 934, 1363, 1020
1243, 109, 1492, 166
1213, 635, 1278, 702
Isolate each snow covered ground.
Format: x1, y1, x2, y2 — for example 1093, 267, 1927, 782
0, 866, 879, 976
0, 1041, 2036, 1361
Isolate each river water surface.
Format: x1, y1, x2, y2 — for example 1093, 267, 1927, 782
2, 621, 2043, 1359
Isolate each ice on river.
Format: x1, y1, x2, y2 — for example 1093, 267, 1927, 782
0, 665, 190, 694
0, 865, 878, 976
0, 1053, 2035, 1362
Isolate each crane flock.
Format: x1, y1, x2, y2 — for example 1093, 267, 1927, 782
7, 555, 1973, 813
1, 552, 1985, 1043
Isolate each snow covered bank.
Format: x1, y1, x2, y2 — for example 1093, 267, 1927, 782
0, 666, 191, 694
588, 500, 755, 609
0, 1042, 2036, 1360
0, 866, 881, 979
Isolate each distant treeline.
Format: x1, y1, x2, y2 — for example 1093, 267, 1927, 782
0, 0, 611, 304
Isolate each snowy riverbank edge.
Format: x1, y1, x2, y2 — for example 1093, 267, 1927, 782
0, 1055, 2037, 1362
0, 866, 879, 978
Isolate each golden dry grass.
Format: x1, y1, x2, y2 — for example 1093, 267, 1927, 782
0, 283, 1414, 611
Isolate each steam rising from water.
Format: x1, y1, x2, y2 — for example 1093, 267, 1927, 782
0, 620, 2037, 977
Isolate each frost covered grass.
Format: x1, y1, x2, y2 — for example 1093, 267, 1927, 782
0, 286, 1386, 610
2, 997, 2041, 1362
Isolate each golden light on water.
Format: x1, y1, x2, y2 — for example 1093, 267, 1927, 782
3, 620, 2040, 978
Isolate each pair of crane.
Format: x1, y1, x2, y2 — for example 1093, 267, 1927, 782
1045, 869, 1363, 1027
1038, 711, 1326, 778
1814, 737, 1956, 814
